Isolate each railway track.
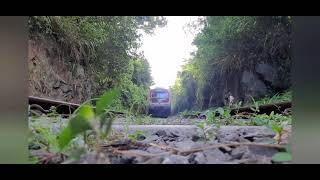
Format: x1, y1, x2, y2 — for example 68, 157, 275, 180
28, 96, 292, 116
229, 101, 292, 115
28, 96, 125, 116
29, 96, 80, 116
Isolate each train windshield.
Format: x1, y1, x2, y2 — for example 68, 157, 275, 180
151, 91, 169, 99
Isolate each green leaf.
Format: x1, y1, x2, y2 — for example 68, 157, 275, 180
272, 152, 292, 162
99, 112, 115, 136
96, 88, 120, 115
215, 107, 224, 116
69, 106, 94, 135
77, 105, 95, 120
58, 126, 73, 150
58, 105, 94, 150
223, 109, 231, 118
205, 110, 216, 124
271, 123, 282, 133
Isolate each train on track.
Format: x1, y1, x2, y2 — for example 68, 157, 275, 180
148, 87, 171, 118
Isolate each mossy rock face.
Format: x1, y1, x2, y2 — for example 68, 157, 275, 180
241, 71, 267, 99
255, 63, 276, 83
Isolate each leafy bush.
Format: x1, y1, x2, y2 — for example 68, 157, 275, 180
171, 16, 292, 113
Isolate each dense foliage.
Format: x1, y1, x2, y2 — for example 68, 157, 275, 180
29, 16, 166, 113
171, 16, 292, 113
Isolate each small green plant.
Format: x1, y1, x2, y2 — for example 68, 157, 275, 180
36, 127, 60, 152
195, 121, 208, 142
128, 130, 146, 141
272, 144, 292, 163
195, 121, 216, 142
215, 107, 225, 117
222, 108, 231, 119
47, 106, 59, 117
251, 114, 269, 126
58, 88, 120, 151
234, 101, 243, 112
206, 107, 233, 126
205, 110, 217, 125
255, 91, 292, 106
271, 124, 286, 144
180, 110, 201, 119
250, 96, 260, 113
269, 117, 290, 144
251, 111, 292, 127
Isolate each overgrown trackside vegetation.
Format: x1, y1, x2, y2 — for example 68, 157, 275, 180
171, 16, 292, 114
29, 16, 167, 113
28, 16, 293, 164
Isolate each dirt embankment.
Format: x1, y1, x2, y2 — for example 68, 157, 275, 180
28, 38, 95, 104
